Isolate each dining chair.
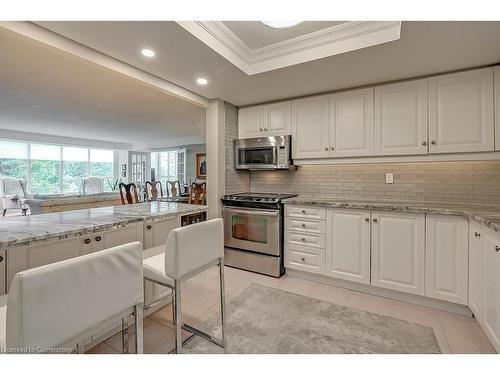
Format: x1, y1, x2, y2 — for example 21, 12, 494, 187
0, 177, 29, 217
145, 181, 163, 201
0, 242, 144, 354
142, 219, 225, 353
82, 177, 104, 195
188, 182, 207, 205
165, 180, 182, 198
119, 183, 140, 205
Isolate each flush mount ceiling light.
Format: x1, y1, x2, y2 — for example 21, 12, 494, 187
196, 77, 208, 85
141, 48, 155, 58
261, 21, 303, 29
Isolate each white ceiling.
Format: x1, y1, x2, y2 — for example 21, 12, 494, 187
222, 21, 344, 49
0, 27, 206, 150
33, 21, 500, 107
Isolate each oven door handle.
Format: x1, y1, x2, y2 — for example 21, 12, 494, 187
223, 207, 279, 217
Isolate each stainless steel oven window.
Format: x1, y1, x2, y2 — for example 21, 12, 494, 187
232, 214, 268, 244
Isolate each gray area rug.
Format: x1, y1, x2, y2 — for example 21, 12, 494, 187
182, 283, 441, 354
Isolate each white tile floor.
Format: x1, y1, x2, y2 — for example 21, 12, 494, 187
88, 265, 497, 354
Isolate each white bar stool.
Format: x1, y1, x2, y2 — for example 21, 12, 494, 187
0, 242, 144, 354
143, 218, 226, 353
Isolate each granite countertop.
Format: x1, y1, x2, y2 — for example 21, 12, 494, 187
0, 202, 208, 249
283, 196, 500, 233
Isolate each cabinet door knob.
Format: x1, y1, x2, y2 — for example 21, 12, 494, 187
373, 218, 378, 223
431, 140, 436, 145
365, 218, 370, 222
259, 128, 263, 132
496, 246, 500, 252
301, 223, 306, 228
324, 147, 329, 151
146, 225, 152, 230
475, 232, 481, 238
0, 255, 3, 263
422, 141, 427, 146
95, 236, 102, 242
331, 147, 335, 151
301, 237, 306, 241
84, 238, 91, 244
301, 257, 305, 262
301, 210, 306, 214
264, 128, 268, 131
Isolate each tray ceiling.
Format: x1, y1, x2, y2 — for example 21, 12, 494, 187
177, 21, 402, 74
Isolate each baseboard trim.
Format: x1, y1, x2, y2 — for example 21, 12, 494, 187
286, 269, 472, 317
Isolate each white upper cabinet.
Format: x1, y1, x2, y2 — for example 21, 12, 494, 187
494, 66, 500, 151
330, 88, 374, 157
292, 95, 330, 159
469, 222, 485, 318
483, 228, 500, 350
238, 101, 291, 139
371, 211, 425, 295
425, 215, 468, 304
428, 68, 494, 153
326, 209, 371, 284
374, 79, 428, 155
264, 101, 292, 137
238, 106, 264, 139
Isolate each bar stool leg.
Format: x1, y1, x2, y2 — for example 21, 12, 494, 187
174, 281, 182, 353
219, 258, 227, 347
135, 303, 144, 354
121, 316, 129, 354
172, 291, 177, 325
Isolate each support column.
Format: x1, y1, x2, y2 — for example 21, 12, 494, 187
205, 99, 225, 219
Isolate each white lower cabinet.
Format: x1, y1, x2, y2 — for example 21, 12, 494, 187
483, 228, 500, 350
469, 222, 485, 318
425, 215, 468, 304
371, 211, 425, 295
286, 244, 325, 274
0, 250, 6, 294
325, 209, 371, 284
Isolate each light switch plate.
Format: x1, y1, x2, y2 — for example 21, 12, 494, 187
385, 173, 394, 184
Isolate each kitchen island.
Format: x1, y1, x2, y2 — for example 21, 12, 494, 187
0, 202, 208, 296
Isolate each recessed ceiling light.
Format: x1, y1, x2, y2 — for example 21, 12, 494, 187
261, 21, 303, 29
141, 48, 155, 58
196, 78, 208, 85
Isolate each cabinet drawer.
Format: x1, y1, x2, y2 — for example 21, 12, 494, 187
285, 231, 325, 249
285, 217, 325, 234
285, 245, 325, 274
285, 205, 326, 220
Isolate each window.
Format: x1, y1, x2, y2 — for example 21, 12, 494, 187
0, 139, 115, 194
151, 149, 186, 186
0, 140, 28, 180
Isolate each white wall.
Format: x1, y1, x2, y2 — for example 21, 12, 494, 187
186, 144, 206, 183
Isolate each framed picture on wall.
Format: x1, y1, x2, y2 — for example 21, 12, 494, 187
196, 153, 206, 179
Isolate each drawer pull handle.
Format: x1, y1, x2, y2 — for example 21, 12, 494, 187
301, 223, 306, 228
301, 257, 305, 262
475, 232, 481, 238
496, 246, 500, 253
146, 225, 152, 230
301, 238, 306, 241
301, 210, 306, 214
84, 238, 91, 244
95, 236, 102, 242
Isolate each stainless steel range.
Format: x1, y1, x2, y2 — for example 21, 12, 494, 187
221, 192, 297, 277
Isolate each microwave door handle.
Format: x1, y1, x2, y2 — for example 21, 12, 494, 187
273, 146, 278, 166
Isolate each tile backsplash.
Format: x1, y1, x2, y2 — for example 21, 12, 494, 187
249, 160, 500, 206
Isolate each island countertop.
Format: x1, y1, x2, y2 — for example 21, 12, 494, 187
0, 202, 208, 249
282, 196, 500, 233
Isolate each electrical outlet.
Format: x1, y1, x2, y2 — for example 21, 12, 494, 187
385, 173, 394, 184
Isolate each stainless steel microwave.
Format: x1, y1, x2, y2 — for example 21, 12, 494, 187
234, 135, 293, 170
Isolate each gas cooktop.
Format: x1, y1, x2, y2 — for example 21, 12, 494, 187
222, 192, 297, 204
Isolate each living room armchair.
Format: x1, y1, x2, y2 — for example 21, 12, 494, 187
82, 176, 104, 195
0, 177, 29, 217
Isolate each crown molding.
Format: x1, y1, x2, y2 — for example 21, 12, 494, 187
176, 21, 401, 75
0, 21, 211, 108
